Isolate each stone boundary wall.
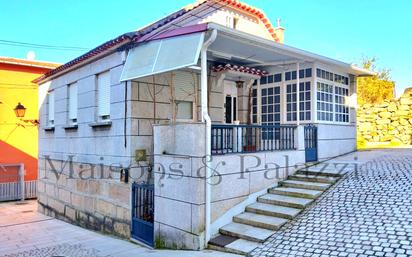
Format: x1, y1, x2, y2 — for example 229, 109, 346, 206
357, 92, 412, 145
37, 158, 132, 238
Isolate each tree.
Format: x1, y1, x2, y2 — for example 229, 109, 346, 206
357, 57, 395, 105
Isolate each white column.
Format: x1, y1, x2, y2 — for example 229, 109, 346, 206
257, 79, 262, 124
296, 62, 300, 125
311, 63, 317, 123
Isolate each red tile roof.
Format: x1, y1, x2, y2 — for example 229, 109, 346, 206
188, 0, 279, 42
212, 63, 268, 76
0, 57, 60, 69
35, 0, 278, 83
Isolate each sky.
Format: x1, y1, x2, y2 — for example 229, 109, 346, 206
1, 0, 411, 95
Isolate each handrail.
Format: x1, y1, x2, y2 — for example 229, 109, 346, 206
211, 124, 297, 129
211, 124, 297, 155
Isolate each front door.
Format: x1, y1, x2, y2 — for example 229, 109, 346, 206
224, 81, 238, 124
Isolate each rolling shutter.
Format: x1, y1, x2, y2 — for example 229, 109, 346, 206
48, 91, 54, 124
97, 71, 110, 117
173, 71, 197, 101
68, 83, 78, 120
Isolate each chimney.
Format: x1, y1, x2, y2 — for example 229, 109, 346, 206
274, 18, 285, 44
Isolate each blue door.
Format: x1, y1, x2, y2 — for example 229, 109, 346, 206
304, 125, 318, 162
131, 183, 154, 247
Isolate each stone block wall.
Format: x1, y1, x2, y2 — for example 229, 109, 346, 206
357, 90, 412, 145
37, 158, 132, 238
153, 123, 307, 250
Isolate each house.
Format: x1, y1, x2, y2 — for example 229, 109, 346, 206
34, 0, 373, 253
0, 56, 59, 201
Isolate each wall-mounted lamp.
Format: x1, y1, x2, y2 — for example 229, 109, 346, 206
13, 102, 39, 126
235, 80, 244, 88
14, 102, 26, 118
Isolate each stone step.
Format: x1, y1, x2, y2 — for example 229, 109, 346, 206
224, 239, 261, 255
246, 202, 301, 220
288, 174, 339, 184
208, 235, 259, 255
269, 186, 323, 199
296, 169, 343, 178
219, 222, 274, 243
279, 180, 331, 191
258, 193, 313, 209
233, 212, 288, 230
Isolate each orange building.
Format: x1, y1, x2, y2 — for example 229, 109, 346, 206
0, 57, 59, 200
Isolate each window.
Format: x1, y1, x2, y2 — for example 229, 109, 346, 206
252, 88, 257, 123
305, 68, 312, 78
260, 76, 267, 85
68, 83, 78, 124
334, 74, 349, 85
335, 86, 349, 122
97, 71, 110, 120
286, 83, 297, 121
285, 71, 298, 81
274, 73, 282, 82
261, 86, 281, 139
299, 82, 311, 120
317, 82, 334, 121
299, 68, 312, 79
176, 101, 193, 120
47, 91, 55, 126
226, 16, 234, 28
317, 68, 348, 85
233, 17, 239, 29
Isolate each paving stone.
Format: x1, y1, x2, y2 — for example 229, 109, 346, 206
250, 149, 412, 257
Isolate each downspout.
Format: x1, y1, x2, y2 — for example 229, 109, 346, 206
201, 29, 217, 248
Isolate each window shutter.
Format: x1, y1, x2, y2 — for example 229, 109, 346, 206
48, 91, 54, 124
173, 71, 196, 101
68, 83, 78, 120
97, 71, 110, 117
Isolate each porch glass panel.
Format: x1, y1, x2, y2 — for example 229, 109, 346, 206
120, 32, 204, 81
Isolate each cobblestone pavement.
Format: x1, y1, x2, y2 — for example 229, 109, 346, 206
250, 149, 412, 257
0, 201, 239, 257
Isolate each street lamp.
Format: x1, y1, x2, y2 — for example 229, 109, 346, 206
14, 102, 26, 118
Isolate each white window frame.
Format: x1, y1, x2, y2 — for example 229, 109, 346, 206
96, 71, 111, 121
315, 65, 351, 125
68, 82, 78, 125
260, 83, 282, 126
47, 90, 55, 127
316, 80, 334, 122
175, 100, 194, 122
283, 69, 313, 125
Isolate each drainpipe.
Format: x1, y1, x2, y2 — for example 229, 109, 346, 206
201, 29, 217, 247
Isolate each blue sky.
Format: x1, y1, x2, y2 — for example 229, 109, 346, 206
1, 0, 411, 95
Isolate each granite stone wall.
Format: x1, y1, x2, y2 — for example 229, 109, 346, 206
37, 158, 133, 238
357, 89, 412, 145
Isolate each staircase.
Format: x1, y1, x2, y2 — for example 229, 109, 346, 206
208, 165, 343, 255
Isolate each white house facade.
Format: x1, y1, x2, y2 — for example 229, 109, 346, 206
35, 0, 373, 253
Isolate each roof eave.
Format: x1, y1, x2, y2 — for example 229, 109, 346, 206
207, 23, 375, 77
33, 34, 134, 84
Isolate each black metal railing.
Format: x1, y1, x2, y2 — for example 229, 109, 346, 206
211, 124, 297, 155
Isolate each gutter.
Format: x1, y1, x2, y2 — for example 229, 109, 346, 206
201, 29, 217, 248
